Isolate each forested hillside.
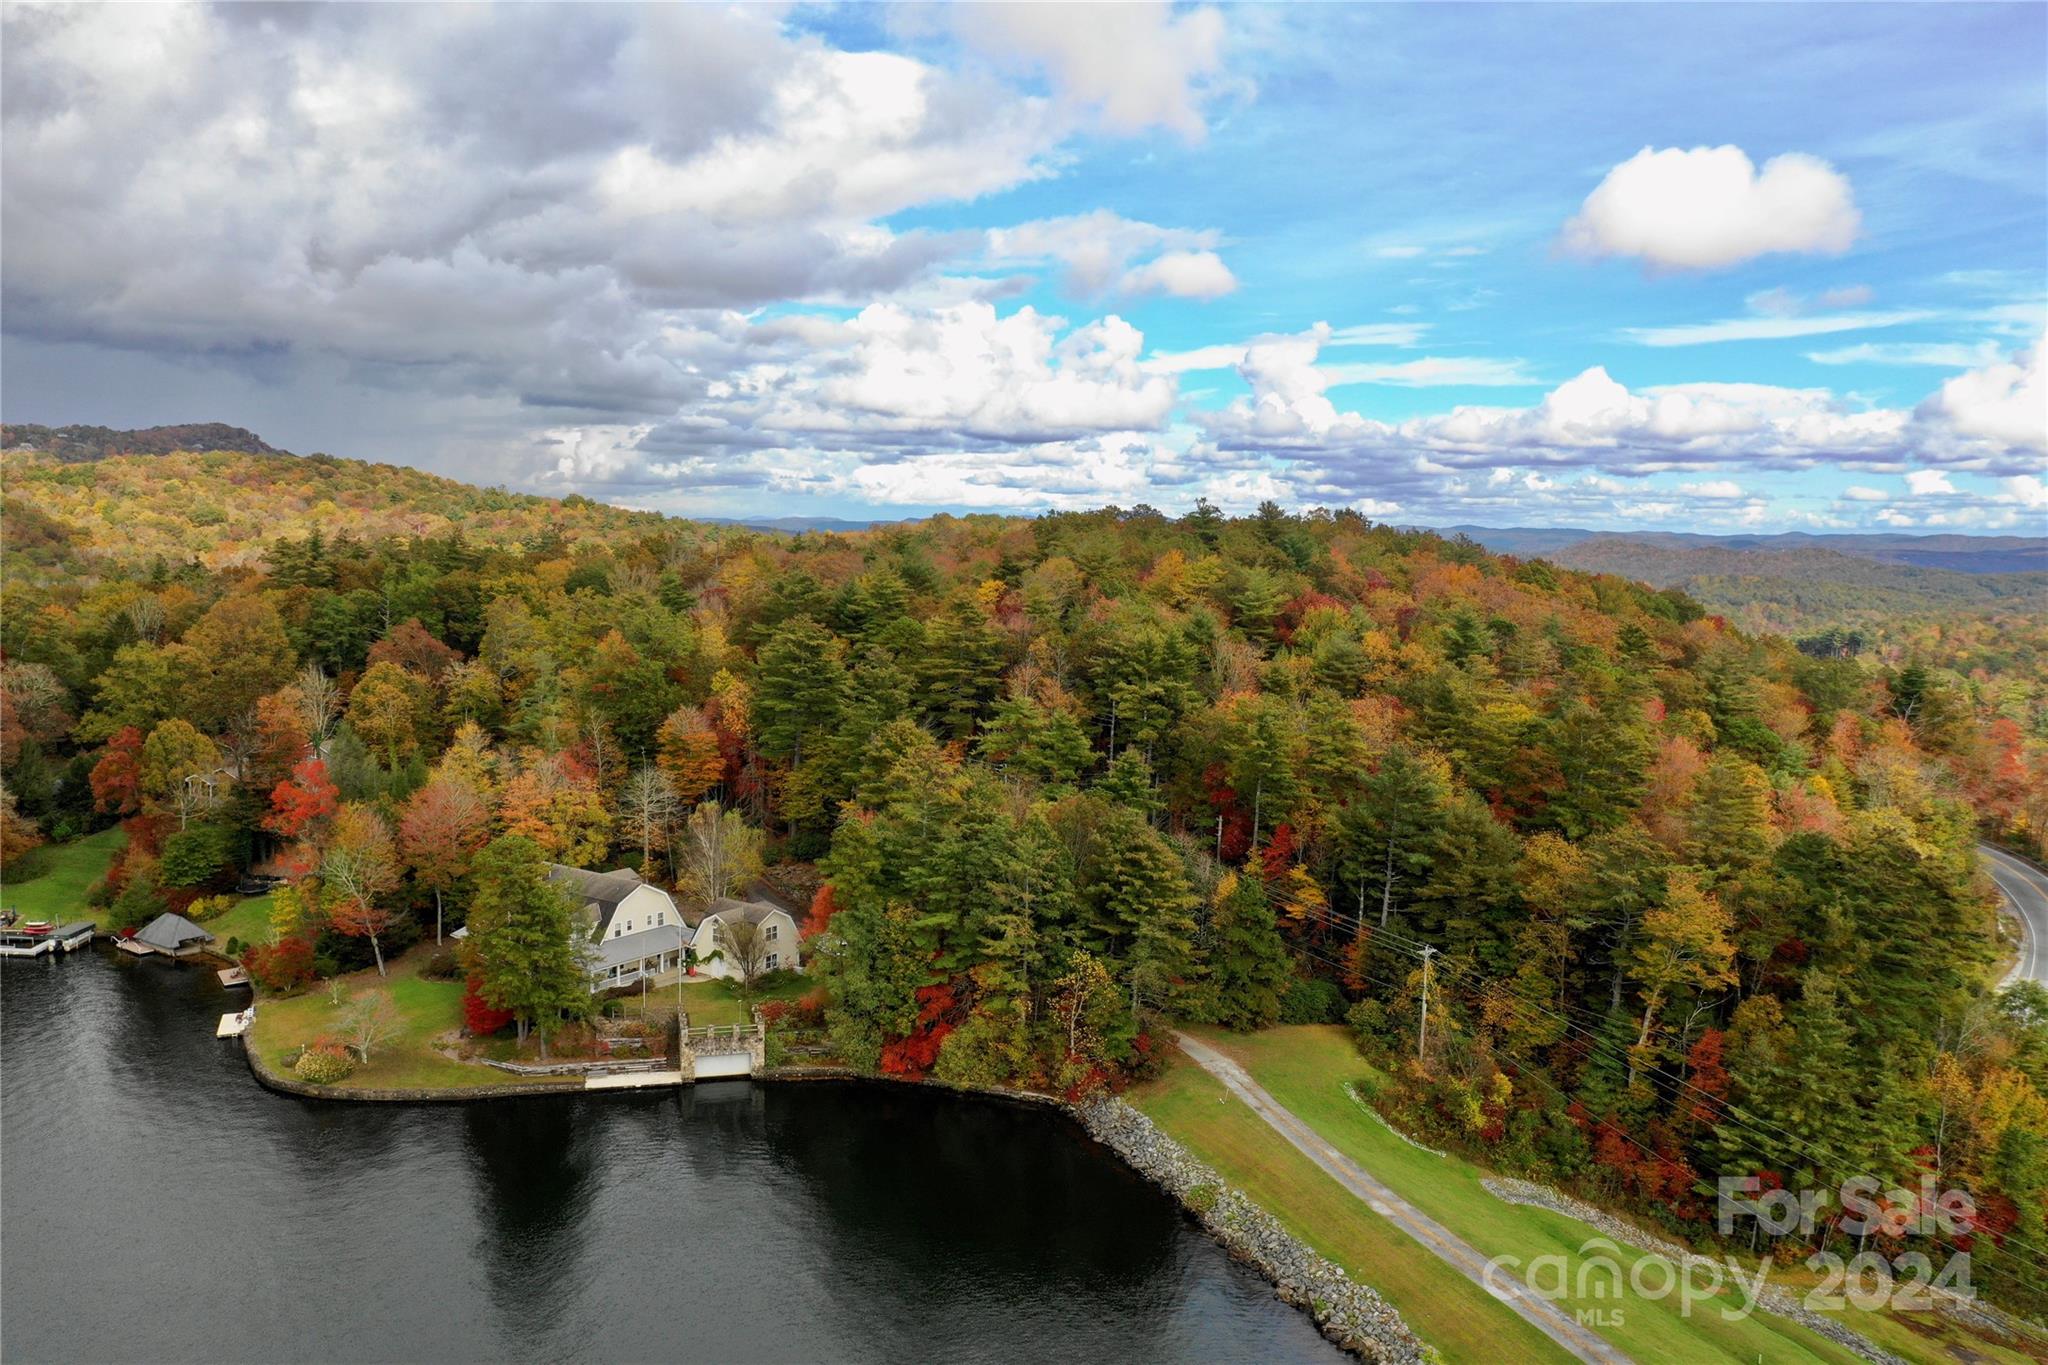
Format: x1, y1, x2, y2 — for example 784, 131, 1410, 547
5, 449, 2048, 1310
1, 449, 667, 578
0, 422, 285, 463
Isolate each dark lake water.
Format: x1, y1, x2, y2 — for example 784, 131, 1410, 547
2, 950, 1338, 1364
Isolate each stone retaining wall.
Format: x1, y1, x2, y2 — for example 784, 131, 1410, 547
1080, 1097, 1430, 1364
1483, 1177, 1911, 1364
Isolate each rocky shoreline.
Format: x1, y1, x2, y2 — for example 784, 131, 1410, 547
1080, 1096, 1431, 1364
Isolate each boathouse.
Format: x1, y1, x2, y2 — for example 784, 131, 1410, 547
131, 912, 215, 959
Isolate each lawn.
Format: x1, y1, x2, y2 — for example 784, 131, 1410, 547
1132, 1048, 1574, 1364
250, 947, 576, 1091
1173, 1026, 1868, 1365
615, 970, 810, 1030
193, 892, 277, 954
1, 827, 123, 928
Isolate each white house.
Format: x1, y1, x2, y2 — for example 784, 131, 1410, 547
543, 865, 801, 993
688, 897, 803, 980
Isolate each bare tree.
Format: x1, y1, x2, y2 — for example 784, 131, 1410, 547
297, 662, 340, 744
676, 800, 762, 906
619, 765, 680, 871
716, 915, 771, 1006
338, 988, 402, 1063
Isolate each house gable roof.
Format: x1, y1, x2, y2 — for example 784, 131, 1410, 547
135, 912, 214, 951
689, 897, 789, 931
548, 864, 675, 939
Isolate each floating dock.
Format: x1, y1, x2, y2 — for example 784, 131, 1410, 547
0, 922, 96, 958
217, 1006, 256, 1038
217, 966, 251, 988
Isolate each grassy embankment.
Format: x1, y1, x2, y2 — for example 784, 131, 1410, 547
1136, 1027, 1867, 1365
1, 827, 124, 927
250, 947, 577, 1090
1197, 1028, 2043, 1365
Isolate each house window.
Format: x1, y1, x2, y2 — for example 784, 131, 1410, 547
766, 953, 779, 971
765, 925, 779, 942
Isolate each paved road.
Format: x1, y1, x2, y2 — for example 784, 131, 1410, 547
1986, 843, 2048, 988
1172, 1031, 1631, 1365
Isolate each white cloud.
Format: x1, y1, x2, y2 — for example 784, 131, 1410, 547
1562, 145, 1860, 270
1915, 331, 2047, 452
949, 2, 1227, 141
1119, 249, 1238, 300
1373, 245, 1426, 259
1807, 341, 2003, 367
1326, 323, 1431, 347
2002, 475, 2047, 510
1840, 485, 1890, 501
1679, 480, 1745, 499
1905, 470, 1957, 496
1624, 310, 1931, 347
1322, 356, 1540, 387
986, 211, 1231, 298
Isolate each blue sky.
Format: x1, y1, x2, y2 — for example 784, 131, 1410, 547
3, 2, 2042, 532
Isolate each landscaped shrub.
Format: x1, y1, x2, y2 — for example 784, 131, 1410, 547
1279, 977, 1347, 1025
293, 1043, 356, 1085
422, 946, 460, 980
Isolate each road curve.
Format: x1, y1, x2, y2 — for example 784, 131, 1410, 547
1172, 1031, 1631, 1365
1986, 843, 2048, 988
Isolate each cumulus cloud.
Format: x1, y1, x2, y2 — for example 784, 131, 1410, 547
1914, 331, 2047, 453
1118, 250, 1238, 300
2, 4, 1220, 434
1840, 485, 1890, 501
1905, 470, 1957, 496
1562, 145, 1860, 270
949, 2, 1227, 141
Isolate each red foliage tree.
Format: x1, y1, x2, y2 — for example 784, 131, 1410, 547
802, 884, 841, 941
462, 972, 516, 1036
265, 757, 339, 839
244, 934, 318, 993
89, 726, 146, 815
880, 983, 959, 1078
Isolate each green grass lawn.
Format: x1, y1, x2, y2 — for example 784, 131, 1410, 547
616, 970, 809, 1029
1132, 1048, 1574, 1364
1, 827, 123, 927
1175, 1026, 1867, 1365
250, 947, 577, 1091
192, 892, 276, 954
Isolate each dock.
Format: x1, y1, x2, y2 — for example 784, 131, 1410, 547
0, 921, 96, 958
217, 966, 251, 988
216, 1006, 256, 1038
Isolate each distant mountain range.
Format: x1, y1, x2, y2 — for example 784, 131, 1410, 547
1440, 525, 2047, 576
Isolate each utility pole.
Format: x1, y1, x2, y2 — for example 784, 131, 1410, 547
1417, 945, 1437, 1067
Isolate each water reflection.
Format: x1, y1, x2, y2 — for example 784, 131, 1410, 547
4, 957, 1338, 1364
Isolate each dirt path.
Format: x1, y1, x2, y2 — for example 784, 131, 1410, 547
1172, 1030, 1632, 1365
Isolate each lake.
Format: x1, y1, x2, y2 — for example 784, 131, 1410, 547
1, 950, 1338, 1363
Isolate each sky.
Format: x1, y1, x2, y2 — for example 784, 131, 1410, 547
3, 2, 2044, 533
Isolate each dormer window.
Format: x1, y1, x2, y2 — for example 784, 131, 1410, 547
765, 925, 779, 942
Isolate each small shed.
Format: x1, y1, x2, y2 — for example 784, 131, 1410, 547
133, 912, 215, 959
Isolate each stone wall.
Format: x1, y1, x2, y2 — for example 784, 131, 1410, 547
1080, 1097, 1430, 1364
